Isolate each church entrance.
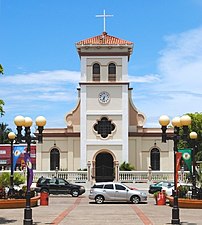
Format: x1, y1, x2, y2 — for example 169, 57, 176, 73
95, 152, 114, 182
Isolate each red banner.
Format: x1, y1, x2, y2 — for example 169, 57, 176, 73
175, 152, 182, 187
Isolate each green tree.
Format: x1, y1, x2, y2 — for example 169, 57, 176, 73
0, 123, 12, 144
0, 99, 5, 117
0, 64, 3, 74
0, 65, 5, 116
178, 112, 202, 161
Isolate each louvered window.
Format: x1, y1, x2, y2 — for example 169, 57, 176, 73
93, 63, 100, 81
108, 63, 116, 81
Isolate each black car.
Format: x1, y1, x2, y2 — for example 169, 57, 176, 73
148, 181, 174, 194
35, 177, 85, 197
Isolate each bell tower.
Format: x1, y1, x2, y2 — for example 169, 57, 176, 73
76, 32, 133, 169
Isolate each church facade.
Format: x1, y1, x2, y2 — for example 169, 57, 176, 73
36, 32, 174, 181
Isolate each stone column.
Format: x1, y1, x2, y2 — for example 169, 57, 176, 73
91, 160, 96, 183
114, 160, 119, 182
148, 166, 152, 183
87, 161, 91, 182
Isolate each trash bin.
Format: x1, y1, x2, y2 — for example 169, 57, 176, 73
157, 191, 166, 205
40, 191, 49, 206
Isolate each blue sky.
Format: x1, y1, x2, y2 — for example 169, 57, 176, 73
1, 0, 202, 131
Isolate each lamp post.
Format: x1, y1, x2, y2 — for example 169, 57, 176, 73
159, 114, 191, 225
8, 132, 16, 196
189, 131, 198, 199
14, 115, 46, 225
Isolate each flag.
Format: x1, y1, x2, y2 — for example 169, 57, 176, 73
13, 146, 25, 170
24, 153, 33, 190
176, 152, 182, 187
178, 149, 192, 172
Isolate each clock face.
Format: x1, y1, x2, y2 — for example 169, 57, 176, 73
98, 91, 110, 104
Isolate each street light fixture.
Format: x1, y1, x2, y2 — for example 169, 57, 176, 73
159, 114, 191, 225
14, 115, 46, 225
8, 132, 16, 196
189, 131, 198, 199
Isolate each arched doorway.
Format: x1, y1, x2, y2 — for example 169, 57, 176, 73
50, 148, 60, 170
95, 152, 114, 182
150, 148, 160, 170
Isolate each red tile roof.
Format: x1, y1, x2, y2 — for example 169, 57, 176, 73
76, 32, 133, 46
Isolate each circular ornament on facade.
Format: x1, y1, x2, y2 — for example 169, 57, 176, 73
183, 152, 191, 160
98, 91, 110, 104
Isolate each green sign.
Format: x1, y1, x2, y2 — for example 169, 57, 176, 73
178, 148, 192, 172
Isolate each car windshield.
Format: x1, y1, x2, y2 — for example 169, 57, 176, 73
154, 182, 164, 186
120, 183, 130, 190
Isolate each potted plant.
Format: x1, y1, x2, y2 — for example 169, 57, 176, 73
177, 185, 189, 198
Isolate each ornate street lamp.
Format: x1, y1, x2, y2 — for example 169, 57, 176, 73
14, 115, 46, 225
159, 114, 191, 225
190, 131, 198, 199
8, 132, 16, 196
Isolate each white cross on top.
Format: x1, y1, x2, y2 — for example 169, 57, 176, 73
96, 10, 113, 32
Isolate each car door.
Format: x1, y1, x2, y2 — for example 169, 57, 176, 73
48, 178, 58, 194
114, 184, 128, 201
57, 178, 69, 194
103, 184, 115, 201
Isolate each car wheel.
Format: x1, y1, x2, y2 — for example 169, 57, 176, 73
95, 195, 104, 204
131, 195, 140, 204
71, 189, 79, 197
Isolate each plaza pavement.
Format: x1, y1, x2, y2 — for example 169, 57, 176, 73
0, 182, 201, 225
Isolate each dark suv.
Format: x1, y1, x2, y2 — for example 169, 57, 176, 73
35, 177, 85, 197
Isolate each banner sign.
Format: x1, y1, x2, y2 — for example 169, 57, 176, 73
24, 153, 33, 190
176, 152, 182, 187
13, 146, 26, 170
178, 149, 192, 172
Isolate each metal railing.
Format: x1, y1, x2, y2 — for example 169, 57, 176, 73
0, 170, 190, 183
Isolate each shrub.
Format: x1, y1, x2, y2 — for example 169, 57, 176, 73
0, 172, 10, 188
0, 172, 25, 188
119, 161, 135, 171
177, 185, 189, 198
13, 173, 25, 185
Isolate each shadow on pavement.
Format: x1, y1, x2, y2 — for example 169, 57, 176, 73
0, 217, 17, 224
34, 222, 54, 225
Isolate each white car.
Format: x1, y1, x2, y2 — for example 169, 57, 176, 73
162, 183, 192, 196
89, 182, 147, 204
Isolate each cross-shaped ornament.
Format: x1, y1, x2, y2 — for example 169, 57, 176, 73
96, 9, 113, 32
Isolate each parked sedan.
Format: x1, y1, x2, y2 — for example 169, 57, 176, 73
148, 181, 174, 194
89, 182, 147, 204
35, 177, 85, 197
162, 183, 193, 196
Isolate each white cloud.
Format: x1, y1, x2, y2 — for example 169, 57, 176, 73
158, 27, 202, 91
129, 74, 160, 83
134, 27, 202, 127
1, 70, 80, 85
0, 70, 80, 103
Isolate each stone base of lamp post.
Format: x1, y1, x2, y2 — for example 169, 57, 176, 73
23, 192, 32, 225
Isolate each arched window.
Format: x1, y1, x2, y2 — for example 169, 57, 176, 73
50, 148, 60, 170
108, 63, 116, 81
150, 148, 160, 170
93, 63, 100, 81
